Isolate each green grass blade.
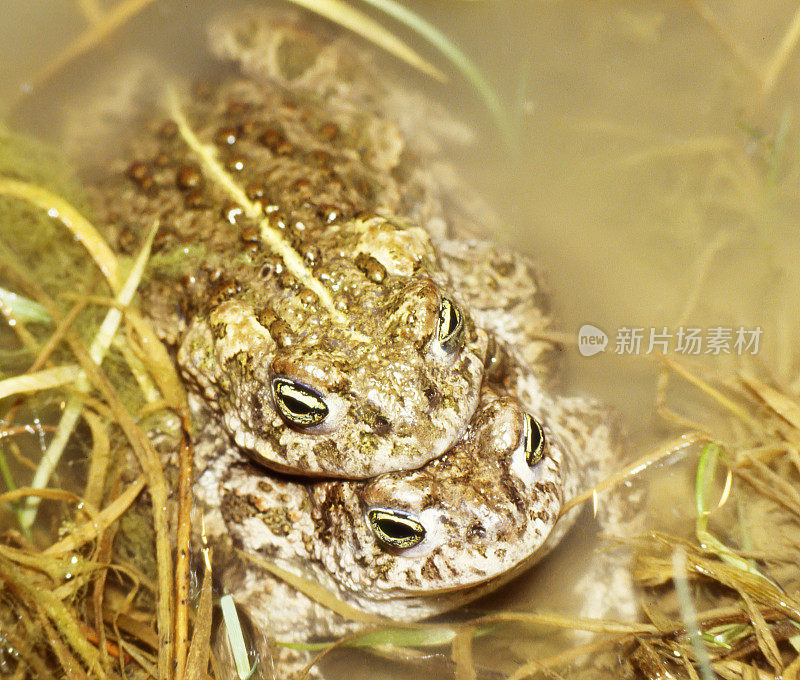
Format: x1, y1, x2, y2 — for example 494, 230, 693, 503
356, 0, 512, 141
285, 0, 446, 81
0, 287, 51, 324
220, 595, 259, 680
281, 625, 462, 651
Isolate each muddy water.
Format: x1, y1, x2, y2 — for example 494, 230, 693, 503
4, 1, 798, 418
1, 0, 799, 677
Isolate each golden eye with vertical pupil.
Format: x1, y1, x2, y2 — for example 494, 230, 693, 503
368, 509, 426, 549
436, 297, 463, 353
522, 413, 545, 466
271, 377, 329, 427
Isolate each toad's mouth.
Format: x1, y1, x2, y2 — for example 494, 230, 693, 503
396, 539, 562, 596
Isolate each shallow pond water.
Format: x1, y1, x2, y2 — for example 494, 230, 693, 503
1, 1, 799, 678
5, 1, 798, 426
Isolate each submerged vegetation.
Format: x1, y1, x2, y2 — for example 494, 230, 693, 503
0, 1, 800, 679
0, 120, 798, 680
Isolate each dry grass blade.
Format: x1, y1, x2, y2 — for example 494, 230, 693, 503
680, 646, 704, 680
451, 627, 476, 680
0, 552, 108, 679
116, 639, 159, 677
90, 487, 119, 677
0, 304, 39, 352
19, 222, 156, 530
36, 608, 91, 680
740, 592, 783, 673
185, 552, 213, 680
238, 549, 387, 626
0, 178, 120, 290
657, 354, 764, 433
507, 633, 636, 680
0, 486, 87, 507
0, 364, 81, 400
103, 610, 159, 650
713, 659, 778, 680
43, 474, 145, 556
0, 543, 79, 581
124, 309, 186, 410
560, 432, 706, 518
27, 297, 89, 373
117, 338, 161, 404
82, 409, 111, 509
10, 0, 159, 109
641, 549, 800, 621
632, 636, 681, 680
739, 372, 800, 431
739, 450, 800, 511
762, 5, 800, 96
173, 422, 193, 680
476, 610, 658, 635
297, 630, 374, 680
63, 333, 175, 680
735, 466, 800, 518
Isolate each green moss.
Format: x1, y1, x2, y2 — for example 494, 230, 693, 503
145, 242, 207, 278
0, 126, 101, 316
0, 127, 147, 416
0, 124, 84, 200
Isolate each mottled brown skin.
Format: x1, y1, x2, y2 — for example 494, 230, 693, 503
84, 5, 561, 481
89, 74, 494, 479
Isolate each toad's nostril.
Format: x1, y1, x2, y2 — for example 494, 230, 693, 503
467, 521, 486, 539
373, 414, 391, 436
423, 385, 442, 410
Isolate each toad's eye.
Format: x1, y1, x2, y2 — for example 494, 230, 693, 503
435, 297, 463, 353
368, 509, 426, 550
522, 413, 545, 466
272, 377, 328, 427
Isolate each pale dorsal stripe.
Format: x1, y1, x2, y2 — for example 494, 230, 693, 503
165, 85, 349, 325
